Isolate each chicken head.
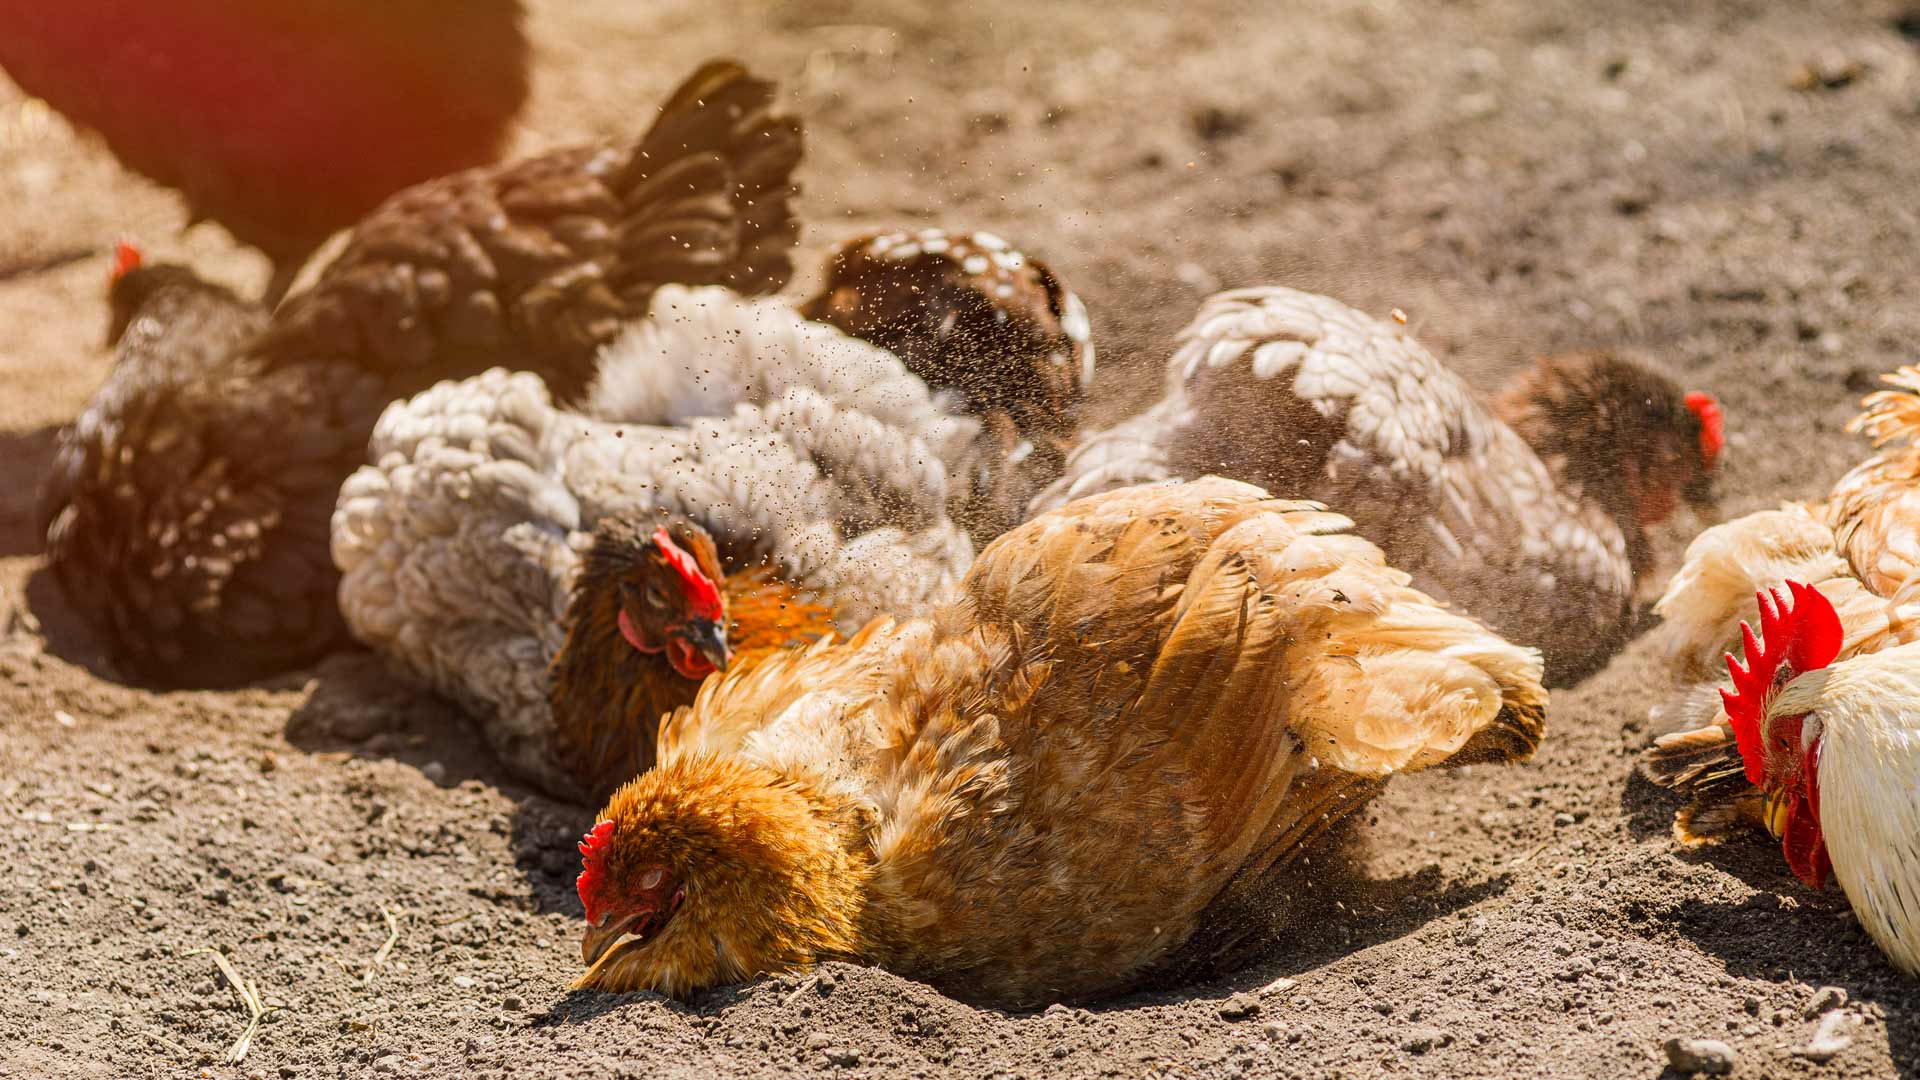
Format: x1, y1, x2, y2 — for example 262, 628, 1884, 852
1721, 580, 1845, 889
574, 756, 866, 996
580, 516, 732, 681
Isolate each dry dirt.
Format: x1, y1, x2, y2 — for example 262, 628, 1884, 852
4, 1, 1920, 1077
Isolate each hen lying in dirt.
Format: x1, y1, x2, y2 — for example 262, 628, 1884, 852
572, 477, 1547, 1006
1029, 288, 1722, 682
332, 330, 974, 800
596, 277, 1086, 562
39, 60, 802, 688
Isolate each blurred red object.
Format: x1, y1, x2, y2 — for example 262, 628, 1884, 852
0, 0, 529, 299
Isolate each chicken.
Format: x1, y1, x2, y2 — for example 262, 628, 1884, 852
0, 0, 530, 303
331, 366, 973, 801
1030, 287, 1722, 682
1490, 352, 1722, 575
39, 244, 391, 688
1678, 581, 1920, 976
40, 61, 804, 688
570, 477, 1547, 1005
798, 228, 1095, 540
1643, 366, 1920, 841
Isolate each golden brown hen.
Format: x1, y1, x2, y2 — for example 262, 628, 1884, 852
571, 477, 1546, 1006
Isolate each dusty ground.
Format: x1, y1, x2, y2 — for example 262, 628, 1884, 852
4, 0, 1920, 1077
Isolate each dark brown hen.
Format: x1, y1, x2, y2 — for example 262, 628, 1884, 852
40, 61, 804, 688
799, 228, 1093, 541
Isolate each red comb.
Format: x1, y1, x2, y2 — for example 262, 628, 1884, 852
652, 527, 724, 622
1720, 582, 1843, 784
109, 242, 142, 285
1684, 391, 1724, 469
576, 820, 616, 923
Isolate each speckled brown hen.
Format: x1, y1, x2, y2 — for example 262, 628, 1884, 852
800, 228, 1094, 541
571, 477, 1547, 1006
40, 61, 803, 688
1032, 289, 1723, 683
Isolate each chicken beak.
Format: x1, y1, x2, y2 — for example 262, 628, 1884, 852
581, 912, 639, 968
1762, 787, 1790, 840
684, 618, 731, 673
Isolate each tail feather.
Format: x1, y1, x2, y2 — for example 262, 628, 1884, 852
1641, 723, 1747, 796
1672, 791, 1767, 846
1848, 364, 1920, 449
1439, 702, 1547, 768
255, 59, 803, 403
622, 59, 802, 296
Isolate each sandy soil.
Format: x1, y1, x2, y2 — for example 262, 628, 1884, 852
4, 1, 1920, 1077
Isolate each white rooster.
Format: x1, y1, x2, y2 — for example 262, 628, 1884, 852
1709, 581, 1920, 976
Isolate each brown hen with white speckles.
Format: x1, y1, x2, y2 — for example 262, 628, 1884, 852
801, 228, 1094, 541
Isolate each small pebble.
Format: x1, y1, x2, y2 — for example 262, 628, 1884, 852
422, 761, 448, 785
451, 976, 475, 989
1663, 1037, 1736, 1075
502, 995, 524, 1012
824, 1047, 860, 1067
805, 1033, 834, 1050
1805, 986, 1847, 1017
1218, 993, 1261, 1021
1557, 957, 1594, 981
372, 1056, 401, 1075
